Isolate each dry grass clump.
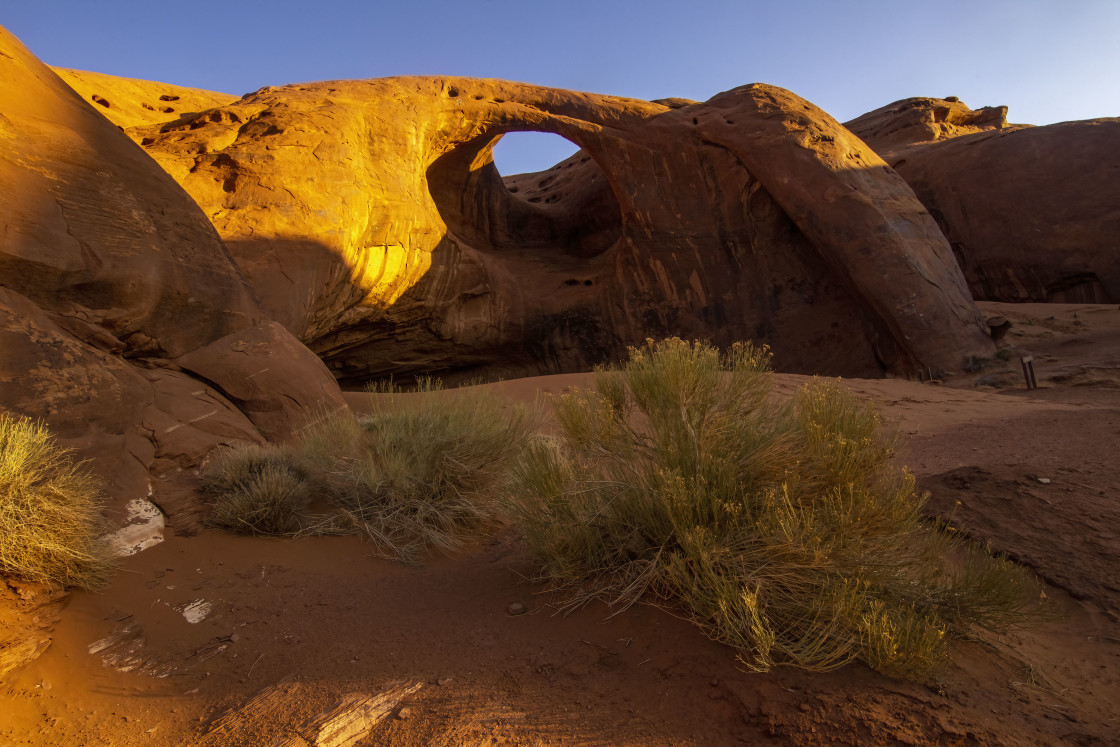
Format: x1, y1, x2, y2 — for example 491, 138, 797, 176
300, 378, 533, 564
201, 444, 313, 535
205, 379, 533, 564
0, 415, 114, 589
507, 338, 1043, 678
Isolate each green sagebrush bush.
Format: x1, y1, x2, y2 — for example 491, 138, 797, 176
0, 415, 114, 589
507, 338, 1043, 679
201, 444, 314, 535
299, 378, 534, 564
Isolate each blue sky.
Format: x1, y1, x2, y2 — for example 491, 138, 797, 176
5, 0, 1119, 174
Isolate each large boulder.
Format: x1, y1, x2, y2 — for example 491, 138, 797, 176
847, 98, 1120, 303
0, 31, 261, 358
124, 77, 992, 384
174, 321, 348, 442
0, 25, 345, 513
0, 286, 263, 507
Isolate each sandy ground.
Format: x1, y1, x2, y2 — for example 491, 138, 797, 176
3, 302, 1119, 745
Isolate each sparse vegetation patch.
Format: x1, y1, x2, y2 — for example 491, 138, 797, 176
300, 379, 533, 564
201, 444, 313, 535
202, 380, 533, 565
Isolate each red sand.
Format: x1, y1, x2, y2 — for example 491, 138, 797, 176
3, 302, 1120, 745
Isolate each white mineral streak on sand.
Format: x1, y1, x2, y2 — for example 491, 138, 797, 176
105, 489, 166, 557
179, 600, 213, 624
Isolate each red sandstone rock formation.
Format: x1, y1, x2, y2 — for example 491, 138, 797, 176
848, 98, 1120, 303
844, 96, 1018, 155
0, 27, 345, 517
53, 68, 238, 129
122, 77, 992, 385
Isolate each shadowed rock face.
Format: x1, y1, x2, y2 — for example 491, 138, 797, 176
848, 98, 1120, 304
126, 77, 992, 385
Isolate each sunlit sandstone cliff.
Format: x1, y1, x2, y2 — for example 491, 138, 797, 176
53, 68, 239, 129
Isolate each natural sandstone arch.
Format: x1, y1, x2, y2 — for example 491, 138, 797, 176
113, 75, 993, 385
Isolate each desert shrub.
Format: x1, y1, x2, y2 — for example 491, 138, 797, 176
300, 378, 533, 564
507, 338, 1043, 678
0, 415, 115, 589
201, 444, 313, 535
963, 355, 990, 373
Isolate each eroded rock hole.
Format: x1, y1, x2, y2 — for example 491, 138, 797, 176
91, 95, 110, 108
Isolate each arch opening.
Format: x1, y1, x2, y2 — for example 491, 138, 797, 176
427, 127, 623, 259
492, 131, 581, 177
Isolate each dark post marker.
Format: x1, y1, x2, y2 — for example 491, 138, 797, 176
1020, 355, 1038, 390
